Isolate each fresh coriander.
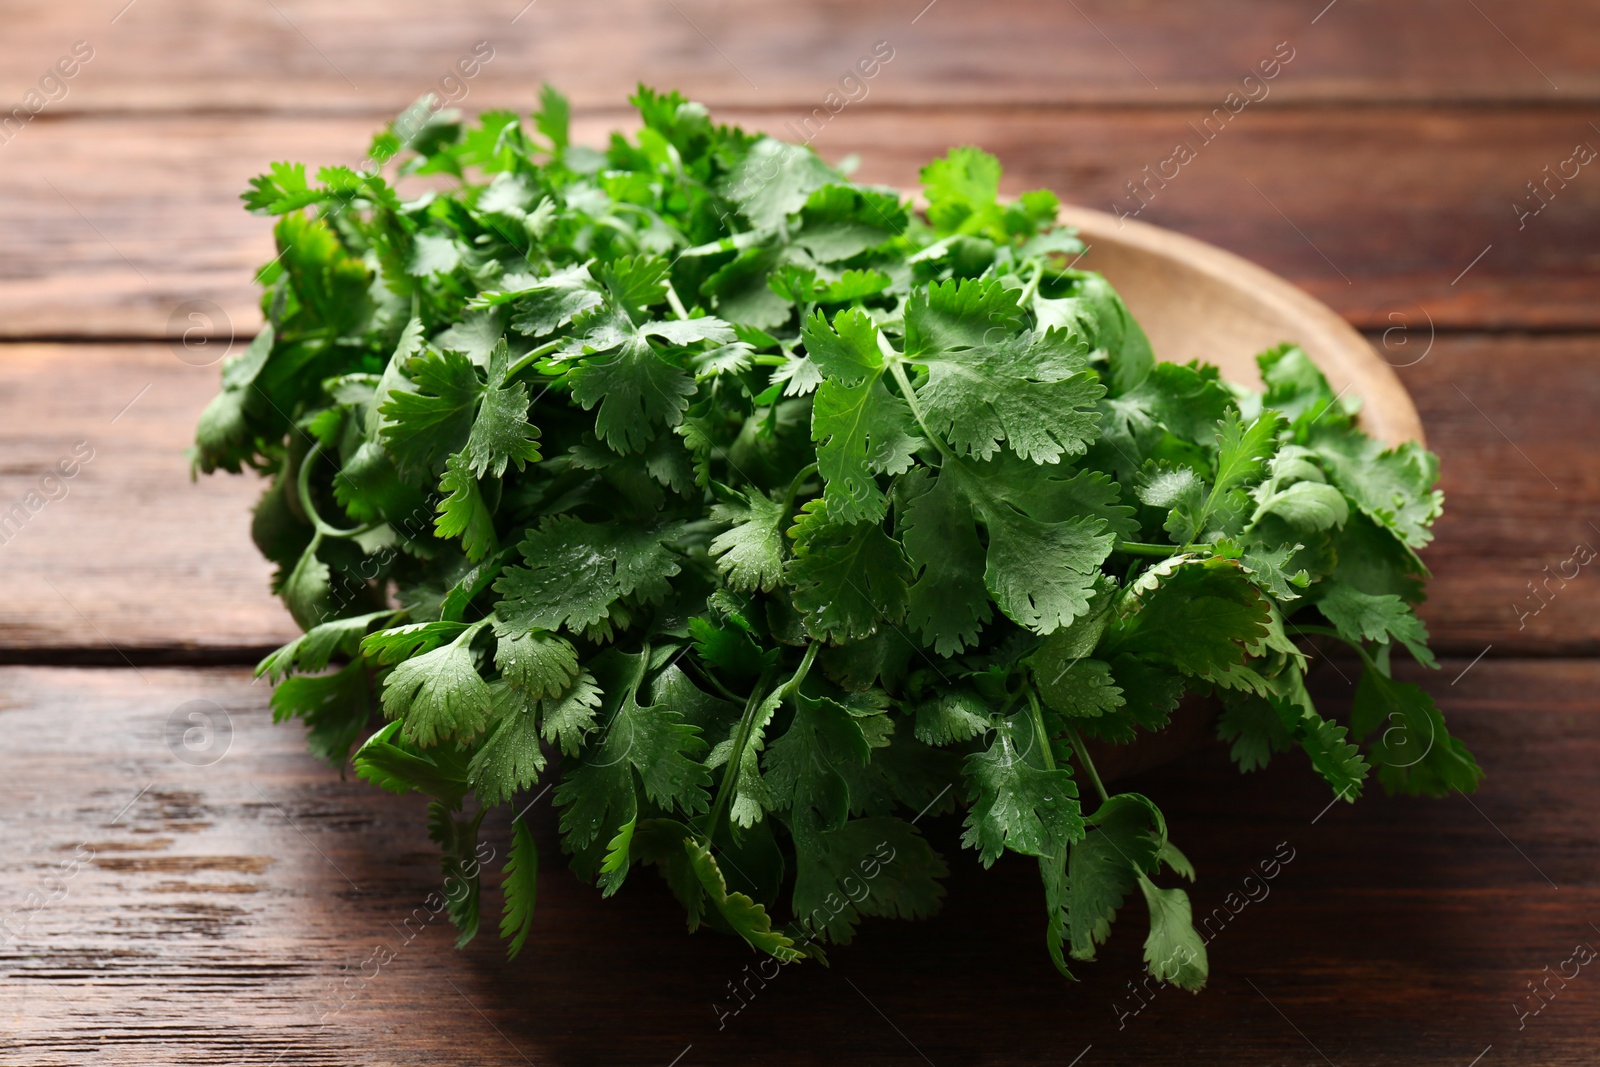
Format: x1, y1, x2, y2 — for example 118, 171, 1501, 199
195, 86, 1477, 988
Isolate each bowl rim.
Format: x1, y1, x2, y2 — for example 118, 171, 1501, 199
1056, 202, 1424, 447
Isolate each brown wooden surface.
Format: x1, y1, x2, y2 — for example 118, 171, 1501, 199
4, 660, 1596, 1065
7, 0, 1599, 111
2, 0, 1598, 1064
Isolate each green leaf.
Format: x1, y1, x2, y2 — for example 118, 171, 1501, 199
912, 690, 993, 745
1350, 663, 1482, 796
900, 467, 993, 654
434, 452, 497, 561
380, 348, 484, 475
494, 628, 581, 699
905, 282, 1103, 464
1252, 480, 1348, 533
961, 712, 1082, 866
684, 837, 806, 961
1317, 582, 1437, 668
1037, 658, 1124, 718
802, 308, 921, 524
495, 517, 684, 633
709, 491, 788, 592
1138, 875, 1208, 989
1316, 436, 1443, 550
788, 508, 912, 643
555, 653, 712, 855
281, 537, 334, 631
790, 816, 947, 944
725, 137, 838, 229
269, 661, 373, 765
1065, 793, 1165, 960
380, 628, 492, 747
1102, 556, 1271, 682
464, 340, 541, 477
353, 720, 470, 805
468, 682, 546, 805
257, 609, 394, 683
1212, 409, 1283, 500
535, 83, 570, 148
499, 817, 539, 959
567, 330, 698, 454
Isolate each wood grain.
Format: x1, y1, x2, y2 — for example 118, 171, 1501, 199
0, 659, 1592, 1065
5, 0, 1596, 114
4, 107, 1596, 342
0, 334, 1593, 656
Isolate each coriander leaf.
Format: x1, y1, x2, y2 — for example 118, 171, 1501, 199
1037, 658, 1124, 718
495, 516, 684, 633
962, 712, 1082, 866
464, 340, 541, 477
269, 661, 373, 766
790, 816, 946, 944
469, 682, 546, 806
725, 137, 838, 229
900, 467, 992, 654
499, 817, 539, 959
1315, 436, 1443, 550
912, 690, 993, 745
380, 348, 483, 475
353, 720, 470, 805
1066, 793, 1165, 960
1317, 582, 1437, 668
685, 837, 806, 961
1350, 663, 1482, 796
1101, 556, 1271, 683
494, 628, 581, 699
567, 330, 698, 454
434, 452, 497, 561
788, 508, 912, 643
1138, 876, 1208, 990
709, 491, 788, 592
380, 628, 493, 747
257, 609, 394, 683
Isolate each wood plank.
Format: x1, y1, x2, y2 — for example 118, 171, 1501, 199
3, 108, 1597, 341
0, 659, 1593, 1064
0, 334, 1593, 656
1403, 333, 1600, 655
4, 0, 1596, 114
0, 345, 298, 657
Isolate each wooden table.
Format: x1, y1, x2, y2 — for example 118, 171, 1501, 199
3, 2, 1597, 1063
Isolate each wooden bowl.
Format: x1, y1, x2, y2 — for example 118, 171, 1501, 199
1054, 204, 1425, 782
1058, 203, 1422, 447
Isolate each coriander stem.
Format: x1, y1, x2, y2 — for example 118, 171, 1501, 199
778, 462, 819, 524
1024, 688, 1057, 772
1018, 261, 1046, 308
297, 442, 377, 540
664, 281, 691, 321
887, 359, 944, 453
1114, 540, 1181, 557
504, 338, 566, 381
702, 642, 821, 844
703, 675, 773, 842
1067, 725, 1110, 805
